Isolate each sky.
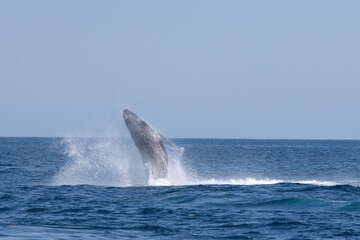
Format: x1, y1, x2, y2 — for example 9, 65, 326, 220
0, 1, 360, 139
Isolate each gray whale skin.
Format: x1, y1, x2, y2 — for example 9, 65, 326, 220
123, 109, 182, 179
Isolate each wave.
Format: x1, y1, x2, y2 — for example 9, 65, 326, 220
51, 137, 359, 188
148, 177, 354, 187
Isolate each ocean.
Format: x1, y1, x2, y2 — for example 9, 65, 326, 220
0, 137, 359, 239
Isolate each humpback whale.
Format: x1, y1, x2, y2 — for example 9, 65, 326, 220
123, 109, 182, 179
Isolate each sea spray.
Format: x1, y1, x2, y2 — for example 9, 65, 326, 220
148, 149, 194, 186
52, 138, 349, 187
52, 137, 194, 187
52, 137, 147, 186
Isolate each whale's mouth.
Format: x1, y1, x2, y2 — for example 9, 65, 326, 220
123, 109, 140, 123
123, 109, 136, 126
123, 109, 133, 119
123, 109, 131, 116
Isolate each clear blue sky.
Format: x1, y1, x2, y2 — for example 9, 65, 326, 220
1, 1, 359, 139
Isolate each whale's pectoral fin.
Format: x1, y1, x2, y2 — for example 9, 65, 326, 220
158, 133, 184, 152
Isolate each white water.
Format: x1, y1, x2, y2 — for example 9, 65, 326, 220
52, 138, 351, 187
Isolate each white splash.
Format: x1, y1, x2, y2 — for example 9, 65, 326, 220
52, 138, 351, 188
148, 151, 194, 186
293, 180, 339, 186
52, 137, 147, 187
148, 177, 342, 187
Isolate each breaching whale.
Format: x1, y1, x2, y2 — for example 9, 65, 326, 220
123, 109, 183, 179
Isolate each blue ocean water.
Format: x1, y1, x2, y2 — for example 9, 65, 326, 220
0, 137, 359, 239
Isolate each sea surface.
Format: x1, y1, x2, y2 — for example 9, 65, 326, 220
0, 137, 359, 239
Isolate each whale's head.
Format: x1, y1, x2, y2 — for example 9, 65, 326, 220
123, 109, 146, 132
123, 109, 138, 125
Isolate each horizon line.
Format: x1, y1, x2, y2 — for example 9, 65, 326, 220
0, 136, 360, 141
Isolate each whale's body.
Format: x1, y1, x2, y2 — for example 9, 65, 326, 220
123, 109, 181, 179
